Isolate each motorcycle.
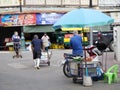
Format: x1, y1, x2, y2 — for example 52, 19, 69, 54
62, 45, 102, 77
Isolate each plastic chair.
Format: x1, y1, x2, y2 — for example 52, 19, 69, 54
104, 64, 119, 84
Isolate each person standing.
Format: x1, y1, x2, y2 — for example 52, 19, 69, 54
12, 31, 21, 58
41, 33, 50, 52
31, 35, 43, 69
70, 30, 83, 56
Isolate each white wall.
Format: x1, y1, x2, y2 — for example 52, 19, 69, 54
114, 26, 120, 61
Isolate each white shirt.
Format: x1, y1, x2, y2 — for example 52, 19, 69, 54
41, 35, 49, 47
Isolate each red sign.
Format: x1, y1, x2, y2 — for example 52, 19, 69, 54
1, 14, 36, 26
18, 14, 36, 26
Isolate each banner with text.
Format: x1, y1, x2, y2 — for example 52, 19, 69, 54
1, 14, 36, 26
36, 13, 64, 25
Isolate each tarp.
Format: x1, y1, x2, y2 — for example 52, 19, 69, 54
23, 25, 54, 33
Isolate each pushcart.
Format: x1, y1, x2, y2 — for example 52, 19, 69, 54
13, 42, 22, 58
40, 51, 52, 66
69, 60, 99, 83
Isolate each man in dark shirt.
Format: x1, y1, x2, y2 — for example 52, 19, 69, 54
70, 30, 83, 56
31, 35, 43, 69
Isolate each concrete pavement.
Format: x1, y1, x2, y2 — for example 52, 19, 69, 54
0, 49, 120, 90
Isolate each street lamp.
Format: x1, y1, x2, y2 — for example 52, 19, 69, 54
19, 0, 25, 50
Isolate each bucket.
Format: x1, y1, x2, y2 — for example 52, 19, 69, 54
83, 76, 93, 86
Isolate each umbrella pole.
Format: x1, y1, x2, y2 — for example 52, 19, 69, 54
90, 27, 93, 45
82, 28, 88, 76
84, 46, 88, 76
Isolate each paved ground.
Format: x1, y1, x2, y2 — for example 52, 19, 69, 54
0, 49, 120, 90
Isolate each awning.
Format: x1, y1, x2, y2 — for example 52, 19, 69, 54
23, 25, 54, 33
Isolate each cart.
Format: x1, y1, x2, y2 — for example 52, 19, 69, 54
40, 51, 52, 66
69, 57, 100, 83
13, 42, 22, 58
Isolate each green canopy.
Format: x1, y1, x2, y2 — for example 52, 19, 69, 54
23, 25, 54, 33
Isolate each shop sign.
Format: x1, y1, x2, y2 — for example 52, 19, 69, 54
18, 14, 36, 26
1, 14, 18, 26
1, 14, 36, 26
36, 13, 64, 25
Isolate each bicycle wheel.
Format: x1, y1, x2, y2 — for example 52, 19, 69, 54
63, 61, 71, 78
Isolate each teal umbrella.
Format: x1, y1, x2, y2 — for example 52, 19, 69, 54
53, 8, 114, 29
53, 8, 114, 76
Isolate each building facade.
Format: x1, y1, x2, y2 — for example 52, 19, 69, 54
0, 0, 120, 50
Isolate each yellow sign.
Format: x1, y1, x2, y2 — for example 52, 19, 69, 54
64, 37, 88, 42
61, 28, 89, 32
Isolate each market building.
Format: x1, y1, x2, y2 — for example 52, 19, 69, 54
0, 0, 120, 50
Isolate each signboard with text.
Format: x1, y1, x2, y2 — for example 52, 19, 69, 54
1, 14, 36, 26
1, 13, 64, 26
36, 13, 64, 25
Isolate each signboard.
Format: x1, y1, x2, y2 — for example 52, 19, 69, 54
36, 13, 64, 25
18, 14, 36, 26
0, 0, 24, 7
1, 14, 18, 26
1, 13, 64, 26
1, 14, 36, 26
